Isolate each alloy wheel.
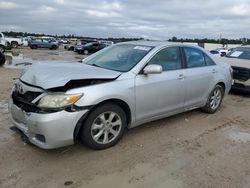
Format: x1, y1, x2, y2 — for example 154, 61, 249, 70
209, 88, 222, 110
91, 111, 122, 144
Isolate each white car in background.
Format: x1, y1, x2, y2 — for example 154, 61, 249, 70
0, 32, 23, 48
21, 37, 30, 47
215, 48, 229, 56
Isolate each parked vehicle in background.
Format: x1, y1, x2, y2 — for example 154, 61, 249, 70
99, 40, 114, 46
22, 37, 32, 47
73, 42, 88, 53
59, 39, 70, 44
39, 36, 55, 41
75, 42, 107, 55
69, 38, 78, 43
0, 38, 11, 53
215, 48, 229, 56
9, 41, 232, 150
0, 32, 23, 48
209, 50, 220, 58
64, 44, 76, 51
29, 39, 59, 50
222, 46, 250, 92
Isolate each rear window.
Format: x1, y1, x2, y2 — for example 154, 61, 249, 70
210, 50, 219, 54
183, 47, 206, 68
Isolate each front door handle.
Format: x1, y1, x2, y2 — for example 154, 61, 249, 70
178, 74, 185, 80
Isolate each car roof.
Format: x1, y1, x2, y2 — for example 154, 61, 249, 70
120, 40, 202, 49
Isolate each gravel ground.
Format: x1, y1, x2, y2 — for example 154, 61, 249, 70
0, 47, 250, 188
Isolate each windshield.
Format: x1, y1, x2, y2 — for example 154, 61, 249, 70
84, 44, 152, 72
84, 43, 93, 47
226, 47, 250, 60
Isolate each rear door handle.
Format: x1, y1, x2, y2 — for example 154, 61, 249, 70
212, 69, 217, 73
178, 74, 185, 80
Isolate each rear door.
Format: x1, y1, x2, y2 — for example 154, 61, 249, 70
135, 47, 186, 122
181, 47, 216, 109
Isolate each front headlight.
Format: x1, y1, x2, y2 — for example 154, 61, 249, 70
38, 93, 83, 109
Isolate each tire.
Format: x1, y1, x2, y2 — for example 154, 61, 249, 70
81, 103, 127, 150
83, 49, 89, 55
30, 45, 37, 49
0, 45, 5, 53
50, 45, 58, 50
202, 85, 224, 113
0, 52, 5, 66
11, 42, 18, 48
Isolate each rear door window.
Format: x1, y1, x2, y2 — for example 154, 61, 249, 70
183, 47, 206, 68
204, 54, 216, 66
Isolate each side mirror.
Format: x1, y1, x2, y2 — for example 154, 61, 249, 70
143, 64, 162, 74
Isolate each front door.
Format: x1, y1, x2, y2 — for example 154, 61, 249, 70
135, 47, 186, 122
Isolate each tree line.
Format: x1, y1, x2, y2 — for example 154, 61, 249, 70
168, 36, 249, 45
2, 31, 143, 43
2, 31, 249, 44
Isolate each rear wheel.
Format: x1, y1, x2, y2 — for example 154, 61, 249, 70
202, 85, 224, 113
81, 103, 127, 150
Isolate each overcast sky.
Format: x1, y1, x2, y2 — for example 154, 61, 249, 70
0, 0, 250, 39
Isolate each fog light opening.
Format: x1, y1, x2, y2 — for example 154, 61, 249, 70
35, 134, 46, 143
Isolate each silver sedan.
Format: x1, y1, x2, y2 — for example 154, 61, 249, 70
9, 41, 232, 149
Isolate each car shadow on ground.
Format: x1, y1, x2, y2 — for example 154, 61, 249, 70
230, 89, 250, 97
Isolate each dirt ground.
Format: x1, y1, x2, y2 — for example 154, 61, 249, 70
0, 47, 250, 188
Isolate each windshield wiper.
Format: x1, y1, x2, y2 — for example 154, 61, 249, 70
89, 63, 102, 68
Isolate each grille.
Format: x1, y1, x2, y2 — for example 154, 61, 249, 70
232, 66, 250, 81
12, 91, 42, 112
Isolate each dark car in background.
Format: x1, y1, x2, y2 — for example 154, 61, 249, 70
75, 42, 107, 55
209, 50, 220, 58
29, 39, 59, 50
64, 44, 76, 51
64, 39, 96, 51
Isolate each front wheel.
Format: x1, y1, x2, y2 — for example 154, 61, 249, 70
0, 45, 5, 53
81, 103, 127, 150
202, 85, 224, 113
30, 45, 37, 49
83, 49, 89, 55
50, 45, 58, 50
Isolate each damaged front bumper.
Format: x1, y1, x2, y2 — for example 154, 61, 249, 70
9, 98, 88, 149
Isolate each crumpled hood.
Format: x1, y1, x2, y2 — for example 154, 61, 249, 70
221, 57, 250, 69
20, 62, 121, 89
